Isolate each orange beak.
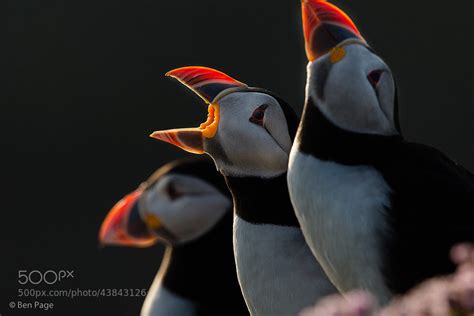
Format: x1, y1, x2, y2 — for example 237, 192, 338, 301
150, 128, 205, 155
151, 66, 248, 153
150, 103, 220, 154
301, 0, 365, 61
99, 190, 157, 248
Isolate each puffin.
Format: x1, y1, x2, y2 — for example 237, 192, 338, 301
150, 66, 337, 315
288, 0, 474, 305
99, 158, 248, 316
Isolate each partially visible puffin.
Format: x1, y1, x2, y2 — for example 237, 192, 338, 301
150, 66, 336, 315
288, 0, 474, 305
99, 158, 248, 316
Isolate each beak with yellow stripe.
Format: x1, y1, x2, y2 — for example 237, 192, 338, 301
150, 67, 248, 154
302, 0, 366, 63
99, 189, 160, 248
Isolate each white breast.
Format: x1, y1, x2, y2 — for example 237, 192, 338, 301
233, 215, 336, 316
288, 149, 393, 305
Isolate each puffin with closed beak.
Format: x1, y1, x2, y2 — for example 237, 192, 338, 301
99, 158, 248, 316
150, 66, 336, 315
288, 0, 474, 305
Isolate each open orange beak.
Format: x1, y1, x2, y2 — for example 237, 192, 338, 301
99, 190, 157, 248
149, 103, 220, 154
302, 0, 365, 61
150, 66, 247, 154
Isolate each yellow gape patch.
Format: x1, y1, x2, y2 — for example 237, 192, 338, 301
144, 214, 161, 230
330, 46, 346, 64
199, 103, 220, 138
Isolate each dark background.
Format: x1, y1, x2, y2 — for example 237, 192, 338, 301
3, 0, 473, 315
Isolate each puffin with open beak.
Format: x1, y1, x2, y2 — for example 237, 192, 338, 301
288, 0, 474, 306
99, 158, 248, 316
150, 66, 337, 315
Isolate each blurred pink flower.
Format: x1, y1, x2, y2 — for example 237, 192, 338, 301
300, 243, 474, 316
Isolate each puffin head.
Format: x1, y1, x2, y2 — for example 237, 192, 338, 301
150, 67, 298, 178
302, 0, 400, 136
99, 159, 231, 247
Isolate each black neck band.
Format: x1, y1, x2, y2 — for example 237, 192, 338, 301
225, 174, 299, 227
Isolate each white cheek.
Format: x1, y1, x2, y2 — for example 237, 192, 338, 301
163, 195, 229, 243
139, 177, 229, 242
264, 107, 292, 154
376, 73, 398, 134
216, 107, 289, 177
142, 189, 171, 218
306, 46, 399, 136
218, 125, 289, 177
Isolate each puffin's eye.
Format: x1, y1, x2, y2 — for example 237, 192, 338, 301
166, 183, 183, 200
367, 69, 384, 89
249, 104, 269, 126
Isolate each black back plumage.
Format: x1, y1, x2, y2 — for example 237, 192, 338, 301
298, 98, 474, 293
380, 141, 474, 293
143, 158, 248, 315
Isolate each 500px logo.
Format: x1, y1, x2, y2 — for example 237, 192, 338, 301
18, 270, 74, 285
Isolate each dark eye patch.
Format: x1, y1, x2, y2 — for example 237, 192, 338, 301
367, 69, 384, 89
249, 104, 269, 126
166, 182, 183, 200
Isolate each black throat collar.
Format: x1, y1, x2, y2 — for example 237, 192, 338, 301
225, 173, 299, 227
